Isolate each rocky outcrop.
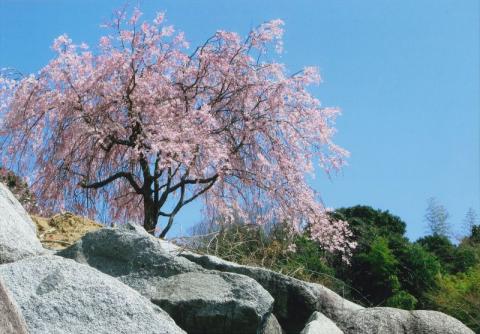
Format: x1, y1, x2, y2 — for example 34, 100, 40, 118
0, 183, 44, 263
59, 224, 475, 334
0, 276, 29, 334
59, 224, 275, 334
0, 187, 474, 334
151, 271, 274, 334
179, 251, 362, 333
339, 307, 474, 334
179, 252, 475, 334
0, 255, 185, 334
300, 312, 344, 334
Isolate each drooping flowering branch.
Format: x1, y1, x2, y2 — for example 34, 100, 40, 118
0, 8, 355, 257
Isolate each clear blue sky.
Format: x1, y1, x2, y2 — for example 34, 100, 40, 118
1, 0, 478, 241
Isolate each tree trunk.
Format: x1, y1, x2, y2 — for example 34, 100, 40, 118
143, 198, 158, 234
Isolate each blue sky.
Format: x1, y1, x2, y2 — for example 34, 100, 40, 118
0, 0, 478, 241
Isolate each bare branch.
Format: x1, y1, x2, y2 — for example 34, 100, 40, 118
80, 172, 142, 194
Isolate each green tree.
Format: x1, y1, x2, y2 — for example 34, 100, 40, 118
454, 245, 478, 273
453, 225, 480, 273
471, 225, 480, 244
351, 236, 399, 305
395, 243, 442, 308
331, 206, 408, 306
332, 205, 442, 309
416, 235, 457, 273
428, 265, 480, 332
332, 206, 407, 239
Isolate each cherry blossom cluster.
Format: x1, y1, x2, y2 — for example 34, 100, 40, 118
0, 8, 354, 256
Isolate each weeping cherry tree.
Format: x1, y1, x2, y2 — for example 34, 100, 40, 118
0, 8, 355, 257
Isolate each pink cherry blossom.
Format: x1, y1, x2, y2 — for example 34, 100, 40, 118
0, 8, 354, 257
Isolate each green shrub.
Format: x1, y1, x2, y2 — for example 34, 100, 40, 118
386, 290, 418, 310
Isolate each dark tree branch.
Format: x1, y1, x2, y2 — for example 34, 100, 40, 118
156, 167, 173, 210
80, 172, 142, 194
168, 174, 218, 194
159, 183, 186, 238
183, 179, 217, 207
157, 177, 217, 217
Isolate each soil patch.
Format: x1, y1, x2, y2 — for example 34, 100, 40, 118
32, 212, 102, 250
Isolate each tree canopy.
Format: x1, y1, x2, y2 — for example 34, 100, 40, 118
0, 8, 353, 254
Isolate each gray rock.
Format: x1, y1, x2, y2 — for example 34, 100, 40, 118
300, 312, 343, 334
0, 255, 185, 334
259, 313, 283, 334
180, 252, 362, 333
151, 271, 274, 334
59, 223, 203, 279
0, 276, 29, 334
308, 282, 363, 322
60, 226, 275, 334
60, 231, 473, 334
0, 183, 44, 263
412, 310, 475, 334
339, 307, 474, 334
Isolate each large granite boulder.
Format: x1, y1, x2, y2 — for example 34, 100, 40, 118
300, 311, 343, 334
151, 271, 274, 334
60, 225, 276, 334
0, 255, 185, 334
0, 276, 29, 334
338, 307, 474, 334
0, 183, 44, 263
179, 251, 362, 333
59, 223, 203, 278
259, 313, 283, 334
